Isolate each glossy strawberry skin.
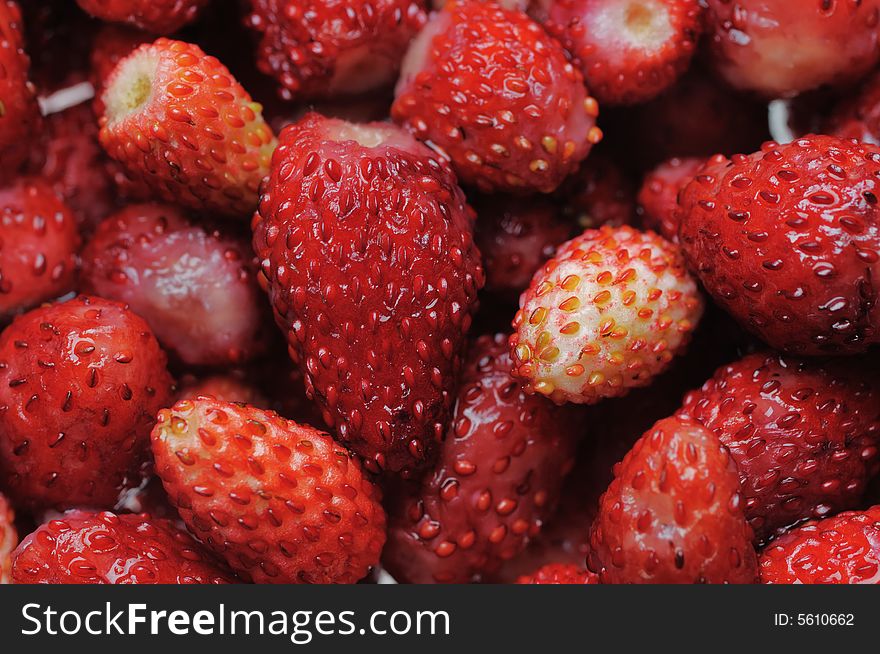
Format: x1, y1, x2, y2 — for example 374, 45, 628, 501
99, 38, 277, 216
637, 156, 707, 241
253, 114, 483, 474
589, 416, 758, 584
0, 296, 175, 511
383, 334, 582, 583
0, 492, 15, 583
678, 135, 880, 355
760, 506, 880, 584
0, 177, 81, 319
678, 353, 880, 544
393, 0, 601, 193
75, 0, 209, 34
11, 510, 235, 584
516, 562, 598, 584
152, 397, 387, 584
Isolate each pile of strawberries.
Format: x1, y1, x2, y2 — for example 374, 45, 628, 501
1, 0, 879, 585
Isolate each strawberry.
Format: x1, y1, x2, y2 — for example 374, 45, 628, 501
678, 135, 880, 355
0, 492, 15, 583
11, 510, 235, 584
0, 177, 81, 319
383, 334, 583, 583
516, 562, 598, 584
90, 24, 153, 119
510, 224, 703, 405
474, 196, 574, 300
760, 506, 880, 584
75, 0, 209, 34
544, 0, 703, 106
81, 203, 269, 367
588, 415, 759, 583
245, 0, 427, 101
0, 296, 175, 511
826, 69, 880, 145
678, 352, 880, 544
98, 38, 277, 216
252, 113, 483, 473
177, 372, 270, 409
636, 156, 708, 241
704, 0, 880, 98
392, 0, 601, 194
152, 397, 387, 584
557, 153, 636, 230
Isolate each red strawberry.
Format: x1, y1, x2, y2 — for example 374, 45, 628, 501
516, 562, 598, 584
544, 0, 703, 106
245, 0, 427, 101
588, 415, 759, 583
90, 24, 153, 119
704, 0, 880, 98
252, 113, 483, 473
392, 0, 601, 193
0, 177, 81, 319
636, 155, 708, 241
0, 492, 15, 583
678, 135, 880, 355
81, 203, 268, 367
557, 153, 636, 230
11, 510, 235, 584
678, 352, 880, 544
0, 295, 175, 511
152, 397, 387, 584
826, 69, 880, 145
760, 506, 880, 584
75, 0, 209, 34
511, 224, 703, 405
383, 334, 582, 583
177, 372, 270, 409
98, 38, 277, 216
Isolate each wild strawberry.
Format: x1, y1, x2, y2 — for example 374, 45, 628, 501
678, 135, 880, 355
81, 203, 268, 367
152, 397, 387, 584
704, 0, 880, 98
517, 562, 598, 584
99, 38, 277, 216
678, 352, 880, 544
177, 372, 270, 409
544, 0, 703, 106
511, 224, 703, 405
0, 177, 81, 319
11, 510, 235, 584
252, 114, 483, 473
760, 506, 880, 584
392, 0, 601, 194
245, 0, 427, 101
0, 492, 15, 583
636, 156, 708, 241
557, 153, 636, 230
75, 0, 209, 34
90, 24, 153, 119
589, 415, 759, 583
0, 296, 175, 511
383, 334, 583, 583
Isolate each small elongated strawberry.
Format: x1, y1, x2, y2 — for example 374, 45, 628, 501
678, 353, 880, 544
253, 114, 483, 473
544, 0, 703, 106
0, 296, 174, 511
557, 153, 636, 230
393, 0, 601, 193
99, 38, 277, 216
511, 224, 703, 405
517, 562, 598, 584
636, 156, 706, 241
678, 135, 880, 355
0, 492, 15, 583
81, 203, 268, 367
0, 177, 81, 319
704, 0, 880, 98
383, 334, 582, 583
152, 397, 387, 584
75, 0, 208, 34
11, 510, 235, 584
589, 415, 759, 583
760, 506, 880, 584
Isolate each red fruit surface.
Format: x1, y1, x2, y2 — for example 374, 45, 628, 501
11, 510, 234, 584
0, 492, 15, 583
81, 203, 268, 367
392, 0, 601, 193
678, 352, 880, 544
383, 334, 582, 583
636, 155, 707, 241
558, 153, 636, 230
0, 296, 175, 511
0, 177, 81, 319
152, 397, 387, 584
545, 0, 703, 106
177, 373, 270, 409
75, 0, 209, 34
678, 135, 880, 355
252, 114, 483, 473
516, 562, 598, 584
760, 506, 880, 584
589, 415, 759, 583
